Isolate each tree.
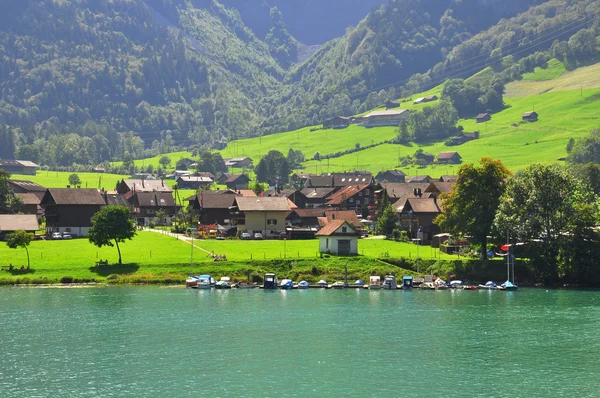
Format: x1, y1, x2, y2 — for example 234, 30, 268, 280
254, 150, 290, 185
6, 230, 33, 269
436, 157, 511, 259
494, 164, 597, 283
0, 169, 23, 213
68, 173, 81, 186
196, 152, 227, 175
88, 206, 137, 265
252, 180, 265, 196
159, 156, 171, 169
377, 204, 398, 238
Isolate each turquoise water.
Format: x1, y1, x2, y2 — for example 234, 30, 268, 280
1, 287, 600, 397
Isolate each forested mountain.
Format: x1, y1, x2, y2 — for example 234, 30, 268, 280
0, 0, 598, 168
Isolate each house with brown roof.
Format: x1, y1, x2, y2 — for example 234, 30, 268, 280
225, 174, 250, 190
321, 210, 362, 230
0, 214, 40, 239
304, 175, 334, 188
380, 182, 431, 204
317, 220, 359, 255
16, 193, 42, 215
263, 189, 308, 209
446, 131, 480, 146
436, 152, 462, 164
425, 181, 455, 196
41, 188, 106, 237
522, 111, 538, 122
301, 187, 337, 208
323, 116, 352, 129
439, 175, 457, 183
395, 196, 442, 243
385, 100, 400, 109
406, 175, 433, 183
333, 172, 373, 187
232, 196, 291, 238
129, 192, 178, 226
413, 95, 438, 104
8, 180, 47, 200
116, 179, 172, 195
216, 173, 232, 185
176, 175, 213, 190
0, 160, 39, 176
362, 109, 410, 127
414, 152, 435, 164
224, 157, 253, 169
186, 190, 237, 225
326, 184, 373, 210
286, 208, 326, 229
475, 113, 491, 123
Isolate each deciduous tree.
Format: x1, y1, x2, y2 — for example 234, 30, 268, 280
88, 206, 136, 265
6, 230, 33, 269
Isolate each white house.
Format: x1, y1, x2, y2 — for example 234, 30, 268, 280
233, 196, 291, 238
316, 220, 358, 256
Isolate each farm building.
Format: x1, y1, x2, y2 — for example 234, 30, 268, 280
413, 95, 438, 104
385, 100, 400, 109
0, 214, 40, 239
176, 175, 213, 190
323, 116, 352, 129
224, 174, 250, 190
224, 157, 253, 169
362, 109, 410, 127
522, 111, 538, 122
0, 160, 39, 176
375, 170, 406, 183
475, 113, 491, 123
116, 179, 172, 195
437, 152, 462, 164
41, 188, 106, 237
317, 220, 359, 256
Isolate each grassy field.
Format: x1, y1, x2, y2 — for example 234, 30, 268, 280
10, 171, 129, 191
521, 58, 566, 81
0, 231, 460, 284
110, 151, 193, 170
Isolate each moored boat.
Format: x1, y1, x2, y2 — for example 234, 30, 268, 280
382, 274, 397, 290
330, 281, 345, 289
197, 275, 212, 289
279, 279, 293, 289
402, 276, 413, 289
296, 280, 309, 289
263, 273, 278, 289
478, 281, 497, 290
369, 276, 381, 289
185, 275, 199, 288
215, 276, 232, 289
353, 280, 365, 288
318, 280, 328, 288
236, 280, 256, 289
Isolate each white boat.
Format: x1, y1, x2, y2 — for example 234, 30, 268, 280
215, 276, 232, 289
478, 281, 497, 290
317, 280, 328, 288
499, 237, 518, 290
330, 281, 345, 289
435, 278, 448, 290
185, 275, 199, 288
382, 274, 397, 290
353, 280, 365, 287
279, 279, 294, 289
296, 280, 309, 289
236, 280, 256, 289
197, 275, 212, 289
369, 276, 381, 289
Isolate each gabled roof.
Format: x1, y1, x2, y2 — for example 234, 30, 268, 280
16, 193, 41, 205
425, 181, 454, 194
325, 210, 361, 228
41, 188, 106, 206
439, 175, 457, 183
437, 152, 460, 160
289, 209, 326, 218
381, 182, 430, 200
406, 175, 432, 183
301, 187, 336, 199
316, 220, 356, 236
122, 179, 172, 193
224, 174, 250, 184
235, 196, 291, 212
194, 192, 236, 209
397, 197, 442, 214
305, 175, 334, 188
475, 113, 490, 119
8, 180, 47, 192
377, 170, 406, 177
333, 174, 372, 186
103, 194, 130, 207
0, 160, 39, 168
177, 176, 213, 183
133, 192, 176, 208
523, 111, 538, 116
326, 184, 370, 206
0, 214, 39, 232
363, 109, 409, 118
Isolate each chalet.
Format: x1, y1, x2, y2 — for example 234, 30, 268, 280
232, 197, 291, 238
522, 111, 538, 122
301, 187, 337, 208
286, 209, 326, 229
263, 189, 308, 209
375, 170, 406, 183
187, 190, 237, 225
8, 180, 47, 199
129, 192, 178, 226
333, 172, 373, 187
406, 175, 432, 183
413, 95, 438, 104
380, 182, 431, 203
166, 170, 192, 180
362, 109, 410, 127
321, 210, 362, 230
414, 152, 435, 164
225, 174, 250, 190
16, 193, 42, 215
475, 113, 491, 123
116, 179, 172, 195
317, 220, 359, 256
216, 173, 232, 184
446, 131, 479, 146
325, 184, 373, 210
102, 192, 131, 208
425, 181, 454, 196
224, 157, 253, 169
195, 171, 216, 180
176, 175, 213, 190
304, 175, 334, 188
436, 152, 462, 164
0, 160, 39, 176
395, 196, 442, 243
41, 188, 106, 237
0, 214, 40, 239
385, 100, 400, 109
323, 116, 352, 129
439, 175, 457, 183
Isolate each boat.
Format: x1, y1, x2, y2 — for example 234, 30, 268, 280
382, 274, 397, 290
462, 285, 478, 290
420, 282, 436, 290
330, 281, 345, 289
449, 280, 463, 289
434, 278, 448, 290
500, 280, 518, 291
402, 276, 413, 289
185, 275, 199, 288
317, 280, 328, 288
296, 280, 309, 289
263, 273, 278, 289
197, 275, 212, 289
353, 280, 365, 287
478, 281, 497, 290
499, 237, 518, 291
215, 276, 232, 289
236, 280, 256, 289
210, 277, 216, 287
279, 279, 294, 289
369, 276, 381, 289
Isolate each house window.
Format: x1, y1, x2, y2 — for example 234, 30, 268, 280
342, 227, 347, 233
356, 200, 361, 205
267, 219, 277, 225
349, 198, 354, 203
326, 238, 329, 249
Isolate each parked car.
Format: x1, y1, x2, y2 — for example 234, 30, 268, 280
62, 233, 72, 239
240, 232, 251, 240
51, 232, 62, 240
254, 232, 263, 240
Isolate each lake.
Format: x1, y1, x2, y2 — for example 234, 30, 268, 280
1, 286, 599, 397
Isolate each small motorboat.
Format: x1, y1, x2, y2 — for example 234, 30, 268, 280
499, 280, 518, 291
382, 274, 397, 290
210, 277, 216, 287
402, 276, 413, 289
330, 281, 345, 289
215, 276, 232, 289
317, 280, 328, 288
197, 275, 212, 289
478, 281, 497, 290
449, 280, 463, 289
369, 276, 381, 289
236, 280, 256, 289
279, 279, 294, 289
263, 273, 278, 289
353, 280, 365, 287
435, 278, 448, 290
185, 275, 199, 288
419, 282, 436, 290
296, 280, 309, 289
462, 285, 478, 290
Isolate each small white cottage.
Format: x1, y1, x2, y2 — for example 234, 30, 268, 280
316, 219, 358, 256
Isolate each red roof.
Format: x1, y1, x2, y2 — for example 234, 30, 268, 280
316, 220, 356, 236
326, 184, 370, 205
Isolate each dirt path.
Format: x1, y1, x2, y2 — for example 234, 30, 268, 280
144, 228, 213, 255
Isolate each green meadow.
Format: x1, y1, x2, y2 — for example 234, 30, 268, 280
0, 231, 459, 284
110, 151, 193, 170
10, 171, 129, 191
